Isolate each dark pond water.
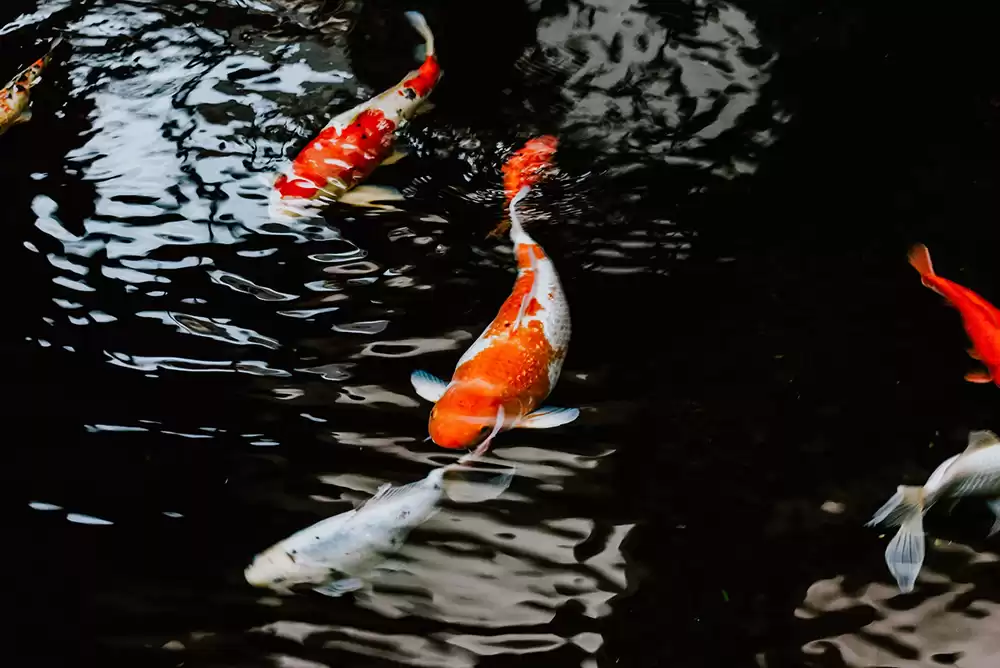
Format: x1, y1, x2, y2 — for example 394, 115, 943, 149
8, 0, 1000, 666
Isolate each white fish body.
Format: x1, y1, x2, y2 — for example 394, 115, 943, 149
245, 469, 447, 596
867, 430, 1000, 593
245, 418, 511, 597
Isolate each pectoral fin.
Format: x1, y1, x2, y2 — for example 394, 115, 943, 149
380, 148, 409, 166
987, 499, 1000, 536
411, 370, 448, 402
312, 577, 364, 598
965, 369, 993, 384
968, 347, 983, 360
517, 406, 580, 429
338, 185, 404, 210
14, 109, 32, 125
413, 101, 436, 116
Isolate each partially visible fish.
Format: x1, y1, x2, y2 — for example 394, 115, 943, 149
244, 409, 510, 597
267, 10, 441, 221
489, 135, 558, 237
866, 430, 1000, 593
0, 36, 62, 136
411, 180, 578, 449
908, 243, 1000, 387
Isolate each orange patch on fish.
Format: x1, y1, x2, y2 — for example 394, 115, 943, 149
908, 243, 1000, 387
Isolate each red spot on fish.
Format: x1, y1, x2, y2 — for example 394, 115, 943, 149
274, 173, 319, 199
275, 108, 398, 203
402, 55, 440, 98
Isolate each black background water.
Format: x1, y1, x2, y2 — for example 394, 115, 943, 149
6, 0, 999, 666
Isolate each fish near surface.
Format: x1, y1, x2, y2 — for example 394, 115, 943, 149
411, 185, 579, 449
0, 36, 62, 136
245, 414, 511, 597
908, 243, 1000, 386
489, 135, 558, 237
267, 11, 441, 221
866, 430, 1000, 593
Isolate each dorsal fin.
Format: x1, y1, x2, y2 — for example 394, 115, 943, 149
358, 479, 424, 510
965, 430, 1000, 452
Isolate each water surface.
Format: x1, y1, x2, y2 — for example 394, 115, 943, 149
8, 0, 999, 666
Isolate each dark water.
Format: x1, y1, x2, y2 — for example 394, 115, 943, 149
7, 0, 1000, 666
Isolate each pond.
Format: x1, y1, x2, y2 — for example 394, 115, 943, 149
8, 0, 999, 666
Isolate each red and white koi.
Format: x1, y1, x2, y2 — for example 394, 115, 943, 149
268, 11, 440, 221
411, 183, 578, 449
0, 36, 61, 136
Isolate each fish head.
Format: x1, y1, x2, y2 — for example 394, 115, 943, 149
244, 547, 314, 590
428, 388, 502, 449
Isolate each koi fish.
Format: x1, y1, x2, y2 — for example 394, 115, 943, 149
0, 36, 62, 136
268, 10, 440, 220
411, 185, 579, 449
244, 413, 509, 597
866, 430, 1000, 593
908, 244, 1000, 386
489, 135, 558, 237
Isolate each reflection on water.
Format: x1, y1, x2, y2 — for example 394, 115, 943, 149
794, 541, 1000, 666
10, 0, 999, 666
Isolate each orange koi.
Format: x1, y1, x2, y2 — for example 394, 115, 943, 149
489, 135, 558, 237
0, 36, 61, 136
908, 243, 1000, 386
268, 11, 440, 220
411, 182, 578, 449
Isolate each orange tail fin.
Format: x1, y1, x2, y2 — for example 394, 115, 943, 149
907, 244, 935, 278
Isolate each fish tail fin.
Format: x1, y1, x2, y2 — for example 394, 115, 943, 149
404, 11, 435, 58
867, 485, 926, 593
884, 506, 927, 593
908, 243, 936, 279
47, 35, 64, 54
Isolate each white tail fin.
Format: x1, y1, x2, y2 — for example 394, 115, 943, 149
867, 486, 926, 593
404, 11, 435, 58
885, 511, 926, 593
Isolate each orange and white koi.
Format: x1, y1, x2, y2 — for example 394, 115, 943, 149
908, 243, 1000, 386
268, 11, 440, 220
489, 135, 558, 237
0, 36, 61, 136
411, 185, 578, 449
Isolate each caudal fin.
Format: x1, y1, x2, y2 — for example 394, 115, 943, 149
907, 243, 935, 278
867, 485, 926, 593
404, 11, 435, 58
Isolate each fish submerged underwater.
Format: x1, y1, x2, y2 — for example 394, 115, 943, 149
0, 36, 62, 136
908, 243, 1000, 387
411, 183, 578, 449
267, 10, 441, 221
245, 414, 512, 597
866, 430, 1000, 593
